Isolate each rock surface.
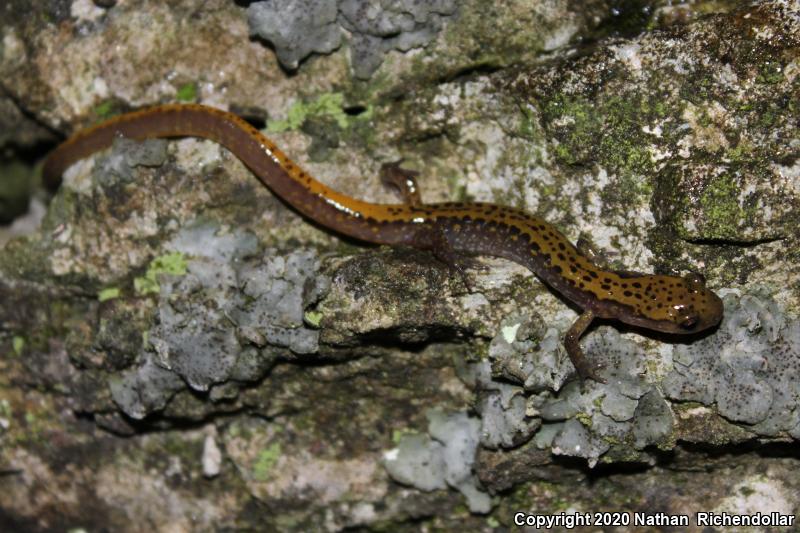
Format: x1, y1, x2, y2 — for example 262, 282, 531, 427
1, 0, 798, 531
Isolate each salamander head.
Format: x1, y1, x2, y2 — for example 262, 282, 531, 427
619, 272, 724, 334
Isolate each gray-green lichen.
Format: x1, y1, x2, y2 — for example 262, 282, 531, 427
247, 0, 459, 78
664, 291, 800, 438
383, 409, 490, 514
111, 221, 328, 418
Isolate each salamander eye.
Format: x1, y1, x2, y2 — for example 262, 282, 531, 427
680, 315, 699, 330
684, 272, 706, 291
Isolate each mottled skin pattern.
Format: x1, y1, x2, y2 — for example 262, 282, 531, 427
44, 104, 724, 382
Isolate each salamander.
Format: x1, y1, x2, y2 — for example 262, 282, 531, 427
43, 103, 724, 382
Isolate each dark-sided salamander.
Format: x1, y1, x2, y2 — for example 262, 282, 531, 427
43, 103, 723, 382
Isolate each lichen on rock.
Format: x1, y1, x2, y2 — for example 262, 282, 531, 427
111, 221, 329, 418
247, 0, 458, 78
664, 291, 800, 438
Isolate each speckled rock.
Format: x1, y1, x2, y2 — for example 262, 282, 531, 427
664, 291, 800, 437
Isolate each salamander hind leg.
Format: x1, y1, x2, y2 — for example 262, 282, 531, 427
576, 236, 625, 272
412, 224, 484, 291
576, 237, 645, 278
380, 161, 422, 206
564, 310, 606, 384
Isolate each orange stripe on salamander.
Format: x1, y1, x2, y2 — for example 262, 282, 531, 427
44, 103, 723, 383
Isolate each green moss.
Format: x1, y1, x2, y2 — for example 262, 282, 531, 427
133, 252, 188, 295
540, 95, 597, 167
303, 310, 323, 327
176, 82, 198, 102
12, 336, 24, 356
391, 427, 417, 444
739, 485, 756, 497
22, 411, 42, 443
97, 287, 120, 302
756, 62, 784, 85
726, 142, 751, 162
93, 100, 114, 119
253, 442, 282, 481
540, 93, 666, 185
267, 93, 373, 133
516, 103, 545, 144
575, 412, 593, 427
0, 398, 11, 422
697, 172, 745, 239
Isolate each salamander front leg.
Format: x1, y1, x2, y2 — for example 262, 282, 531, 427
564, 310, 606, 383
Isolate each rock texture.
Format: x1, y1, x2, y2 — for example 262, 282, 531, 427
1, 0, 798, 531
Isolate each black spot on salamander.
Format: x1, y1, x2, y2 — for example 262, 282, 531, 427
588, 271, 599, 279
621, 283, 628, 288
582, 275, 592, 282
558, 253, 566, 261
623, 290, 633, 297
632, 282, 642, 288
553, 265, 563, 274
530, 241, 540, 251
558, 242, 566, 250
601, 284, 611, 290
570, 265, 578, 273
